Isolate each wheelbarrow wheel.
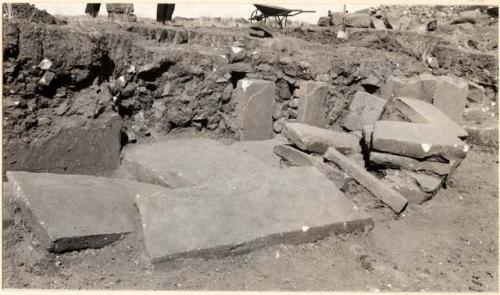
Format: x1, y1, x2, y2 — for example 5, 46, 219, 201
250, 9, 259, 23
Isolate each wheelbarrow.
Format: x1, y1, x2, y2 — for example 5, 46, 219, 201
249, 4, 315, 29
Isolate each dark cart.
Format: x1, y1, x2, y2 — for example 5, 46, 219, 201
249, 4, 315, 28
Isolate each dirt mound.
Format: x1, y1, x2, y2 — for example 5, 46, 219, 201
3, 3, 56, 24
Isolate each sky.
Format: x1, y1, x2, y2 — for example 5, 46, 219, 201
33, 3, 371, 24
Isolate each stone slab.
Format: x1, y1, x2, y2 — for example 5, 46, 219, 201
362, 124, 374, 150
324, 148, 408, 214
463, 122, 499, 147
463, 103, 495, 122
296, 82, 329, 128
406, 171, 444, 193
393, 97, 468, 138
122, 138, 271, 189
6, 171, 166, 253
273, 144, 351, 189
3, 182, 14, 229
283, 122, 361, 154
371, 121, 469, 160
369, 152, 453, 176
467, 81, 485, 103
381, 76, 422, 101
135, 167, 373, 263
342, 91, 387, 131
433, 76, 468, 123
381, 170, 431, 204
233, 79, 275, 140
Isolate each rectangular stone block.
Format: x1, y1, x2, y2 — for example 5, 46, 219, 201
233, 79, 275, 140
393, 97, 467, 138
342, 91, 387, 131
6, 171, 165, 253
296, 82, 329, 128
433, 76, 468, 123
283, 122, 361, 154
463, 122, 499, 147
135, 167, 373, 263
381, 76, 422, 100
369, 152, 453, 176
324, 148, 408, 214
371, 121, 469, 161
122, 138, 271, 189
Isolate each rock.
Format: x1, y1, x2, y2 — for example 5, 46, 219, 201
371, 121, 469, 161
450, 16, 476, 25
232, 79, 275, 140
273, 144, 351, 189
38, 58, 52, 70
463, 122, 499, 147
361, 75, 381, 93
38, 71, 55, 87
324, 148, 408, 214
419, 73, 439, 104
426, 56, 439, 69
283, 122, 361, 154
229, 62, 253, 73
433, 76, 468, 123
370, 17, 386, 29
121, 82, 136, 98
273, 118, 286, 133
249, 23, 273, 37
249, 29, 266, 38
381, 170, 431, 204
3, 114, 122, 177
346, 13, 371, 28
381, 76, 422, 101
362, 124, 374, 149
122, 138, 271, 189
463, 103, 494, 122
134, 166, 373, 263
459, 9, 480, 18
486, 6, 498, 17
229, 46, 246, 63
228, 138, 285, 168
369, 152, 453, 176
467, 81, 485, 103
426, 19, 438, 31
406, 171, 444, 193
289, 98, 300, 109
296, 82, 329, 128
3, 182, 14, 229
342, 91, 387, 131
6, 171, 165, 252
393, 97, 467, 138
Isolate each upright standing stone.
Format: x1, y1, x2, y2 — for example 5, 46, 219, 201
433, 76, 468, 123
296, 82, 329, 128
233, 79, 275, 140
381, 76, 422, 100
342, 91, 387, 131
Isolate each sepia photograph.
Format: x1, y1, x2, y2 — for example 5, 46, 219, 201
1, 1, 498, 291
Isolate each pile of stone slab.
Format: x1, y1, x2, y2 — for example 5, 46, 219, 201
4, 137, 373, 265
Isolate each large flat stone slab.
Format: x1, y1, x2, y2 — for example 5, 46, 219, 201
342, 91, 386, 131
296, 82, 329, 127
283, 122, 361, 154
6, 171, 165, 253
393, 97, 467, 138
371, 121, 469, 160
122, 138, 271, 188
233, 79, 275, 140
135, 167, 373, 263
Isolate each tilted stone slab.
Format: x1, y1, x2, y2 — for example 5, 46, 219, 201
6, 171, 165, 253
371, 121, 469, 161
433, 76, 468, 123
324, 148, 408, 214
296, 82, 329, 128
283, 122, 361, 154
369, 152, 453, 176
227, 137, 285, 168
381, 170, 431, 204
122, 138, 271, 189
233, 79, 275, 140
342, 91, 387, 131
135, 167, 373, 263
393, 97, 467, 138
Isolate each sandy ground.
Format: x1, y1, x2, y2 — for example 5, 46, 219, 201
2, 145, 498, 291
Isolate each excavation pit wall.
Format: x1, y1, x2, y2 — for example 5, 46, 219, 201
2, 17, 498, 176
